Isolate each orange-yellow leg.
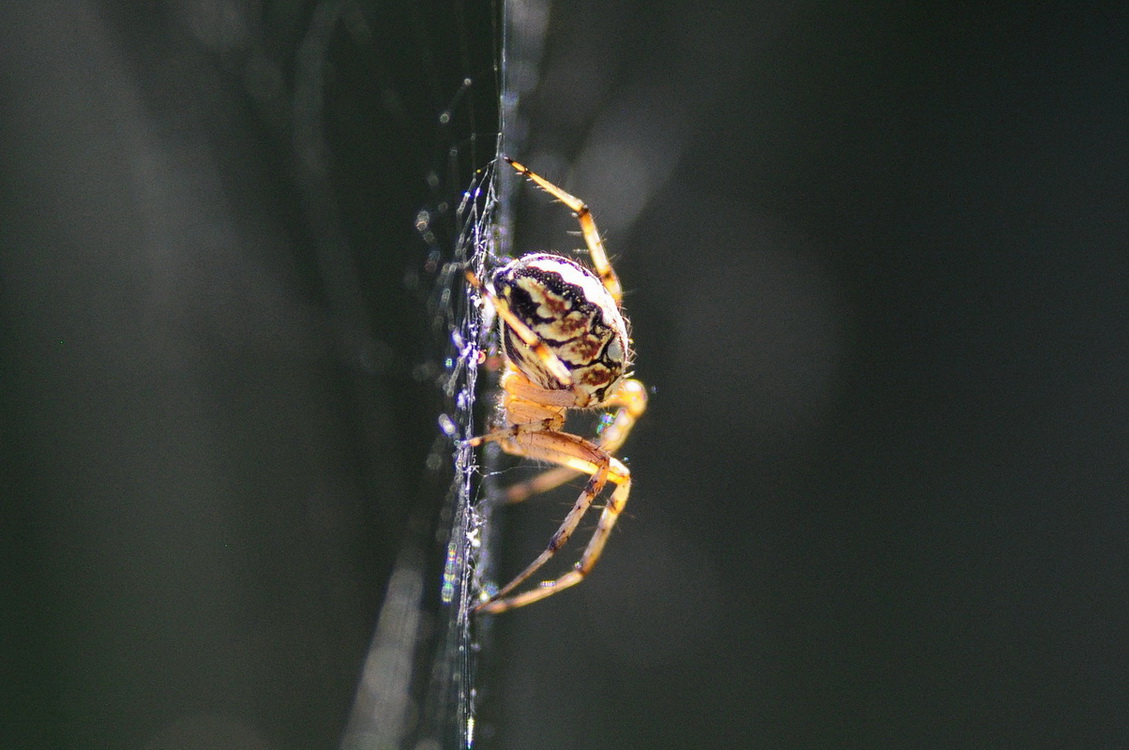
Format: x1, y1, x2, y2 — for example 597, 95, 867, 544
488, 462, 610, 602
479, 476, 630, 612
505, 377, 647, 504
466, 269, 573, 387
472, 429, 632, 614
504, 157, 623, 304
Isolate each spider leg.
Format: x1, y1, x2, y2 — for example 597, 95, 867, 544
473, 430, 631, 614
488, 462, 610, 602
466, 270, 573, 387
478, 478, 630, 613
465, 367, 570, 453
505, 377, 647, 504
504, 157, 623, 304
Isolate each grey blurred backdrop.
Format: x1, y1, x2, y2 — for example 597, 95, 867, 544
3, 2, 1127, 749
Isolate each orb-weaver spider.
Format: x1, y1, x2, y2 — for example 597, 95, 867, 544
466, 157, 647, 614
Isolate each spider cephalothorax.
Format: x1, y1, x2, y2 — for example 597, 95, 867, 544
466, 157, 647, 614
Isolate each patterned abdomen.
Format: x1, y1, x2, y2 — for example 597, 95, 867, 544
492, 253, 630, 404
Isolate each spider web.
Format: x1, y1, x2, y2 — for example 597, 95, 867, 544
339, 2, 550, 748
337, 108, 497, 750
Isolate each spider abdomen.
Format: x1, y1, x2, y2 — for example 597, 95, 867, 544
492, 253, 629, 403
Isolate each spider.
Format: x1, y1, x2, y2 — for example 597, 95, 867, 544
465, 157, 647, 614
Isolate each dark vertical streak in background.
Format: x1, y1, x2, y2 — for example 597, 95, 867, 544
0, 2, 495, 748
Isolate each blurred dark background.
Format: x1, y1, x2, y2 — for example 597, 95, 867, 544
3, 2, 1127, 749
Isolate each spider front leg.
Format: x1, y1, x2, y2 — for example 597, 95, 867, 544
472, 428, 632, 615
